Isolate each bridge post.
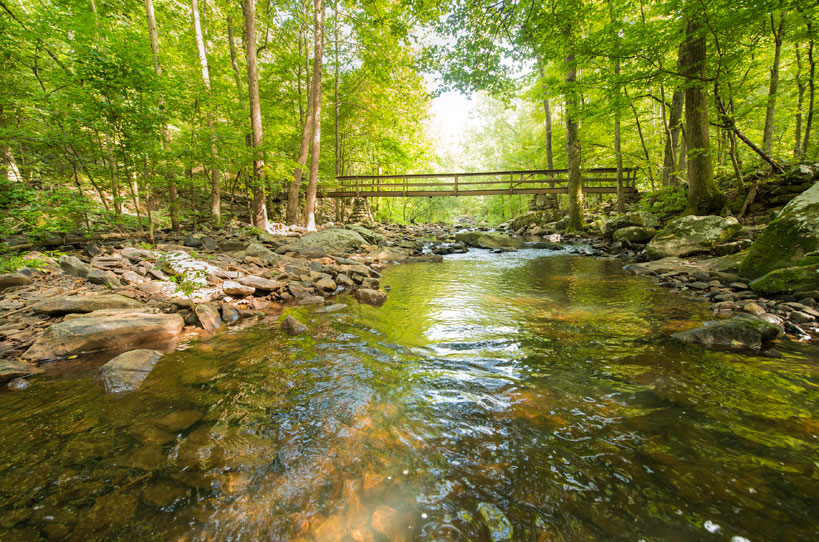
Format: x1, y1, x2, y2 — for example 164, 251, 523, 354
454, 174, 459, 195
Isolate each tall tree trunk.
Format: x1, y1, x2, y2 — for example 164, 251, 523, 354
564, 29, 583, 231
191, 0, 220, 225
536, 63, 554, 170
303, 0, 326, 232
663, 89, 684, 186
613, 58, 624, 213
242, 0, 267, 229
803, 25, 815, 155
762, 11, 786, 156
795, 43, 805, 159
682, 15, 722, 214
227, 15, 244, 96
144, 0, 178, 232
287, 25, 316, 224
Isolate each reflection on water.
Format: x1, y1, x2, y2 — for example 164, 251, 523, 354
1, 249, 817, 541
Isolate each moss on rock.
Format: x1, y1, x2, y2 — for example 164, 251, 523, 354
748, 264, 819, 295
646, 215, 742, 260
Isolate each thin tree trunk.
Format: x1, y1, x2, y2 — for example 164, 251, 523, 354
803, 26, 815, 155
227, 15, 244, 96
536, 63, 554, 170
287, 38, 316, 224
682, 15, 722, 214
564, 28, 583, 231
663, 89, 684, 186
191, 0, 220, 225
243, 0, 267, 229
626, 92, 654, 190
613, 59, 624, 213
144, 0, 178, 232
303, 0, 326, 231
795, 43, 805, 159
762, 11, 785, 156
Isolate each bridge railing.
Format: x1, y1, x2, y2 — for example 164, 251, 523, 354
320, 168, 638, 198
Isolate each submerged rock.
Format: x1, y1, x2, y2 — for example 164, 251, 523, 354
96, 349, 162, 393
740, 182, 819, 279
355, 288, 387, 307
647, 215, 742, 260
0, 358, 41, 384
671, 314, 782, 353
477, 502, 514, 542
23, 312, 184, 361
281, 315, 308, 336
32, 294, 143, 316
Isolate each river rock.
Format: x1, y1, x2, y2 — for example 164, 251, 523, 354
237, 275, 282, 291
194, 303, 221, 332
220, 303, 240, 324
63, 307, 161, 321
283, 229, 368, 254
32, 294, 143, 316
355, 288, 387, 306
121, 247, 154, 262
23, 312, 184, 361
739, 182, 819, 279
96, 349, 162, 393
0, 358, 41, 384
671, 314, 782, 353
477, 502, 514, 542
748, 264, 819, 295
612, 226, 656, 244
315, 277, 337, 291
455, 232, 521, 249
58, 255, 92, 278
245, 242, 280, 265
602, 210, 660, 238
222, 280, 255, 297
347, 224, 383, 244
646, 215, 742, 260
281, 315, 308, 335
0, 272, 33, 290
87, 269, 122, 288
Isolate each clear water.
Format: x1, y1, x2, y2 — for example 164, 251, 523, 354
1, 249, 817, 541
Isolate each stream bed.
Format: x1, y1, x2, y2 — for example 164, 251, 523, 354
1, 248, 817, 541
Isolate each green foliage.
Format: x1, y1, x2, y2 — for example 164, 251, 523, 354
638, 187, 687, 222
0, 250, 65, 273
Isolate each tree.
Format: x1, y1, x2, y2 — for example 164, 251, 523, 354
303, 0, 326, 231
242, 0, 267, 229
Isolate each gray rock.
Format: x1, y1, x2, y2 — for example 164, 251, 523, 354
354, 288, 387, 307
7, 377, 31, 390
23, 312, 184, 361
121, 270, 143, 285
245, 242, 280, 265
315, 277, 337, 291
59, 255, 92, 278
0, 272, 33, 290
237, 275, 282, 291
220, 303, 240, 324
336, 273, 355, 288
183, 235, 202, 248
612, 226, 656, 244
87, 269, 122, 288
281, 315, 308, 335
317, 303, 347, 313
194, 303, 221, 332
32, 294, 143, 316
671, 314, 782, 353
347, 224, 384, 244
297, 295, 325, 305
222, 280, 255, 297
0, 359, 41, 384
602, 210, 661, 238
121, 247, 154, 262
647, 215, 742, 260
283, 229, 368, 254
454, 232, 522, 249
96, 349, 162, 393
784, 164, 815, 184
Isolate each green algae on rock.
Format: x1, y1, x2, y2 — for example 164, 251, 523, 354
646, 215, 742, 260
749, 264, 819, 295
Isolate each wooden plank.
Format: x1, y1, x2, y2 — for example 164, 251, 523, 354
334, 167, 635, 181
321, 186, 636, 198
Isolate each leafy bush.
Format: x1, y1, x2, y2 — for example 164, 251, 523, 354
638, 187, 687, 221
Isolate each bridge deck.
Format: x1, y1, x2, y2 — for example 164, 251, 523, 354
319, 168, 638, 198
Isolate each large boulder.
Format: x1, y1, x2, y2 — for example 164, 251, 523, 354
739, 181, 819, 279
646, 215, 742, 260
23, 312, 184, 361
671, 314, 781, 353
32, 294, 143, 316
347, 224, 383, 244
508, 210, 562, 231
454, 232, 522, 249
96, 349, 162, 393
601, 210, 660, 239
749, 264, 819, 295
283, 229, 368, 254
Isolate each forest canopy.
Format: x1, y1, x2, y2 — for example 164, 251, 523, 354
0, 0, 816, 238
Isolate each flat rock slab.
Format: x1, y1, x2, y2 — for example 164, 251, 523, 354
222, 280, 255, 297
237, 275, 282, 291
0, 358, 42, 384
23, 312, 184, 361
672, 314, 782, 353
32, 294, 143, 316
96, 349, 162, 393
0, 273, 33, 290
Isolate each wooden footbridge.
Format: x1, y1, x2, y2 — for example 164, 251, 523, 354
319, 168, 638, 198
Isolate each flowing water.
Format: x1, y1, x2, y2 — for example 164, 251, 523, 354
1, 249, 817, 542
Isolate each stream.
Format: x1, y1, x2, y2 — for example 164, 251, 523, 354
1, 248, 817, 541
